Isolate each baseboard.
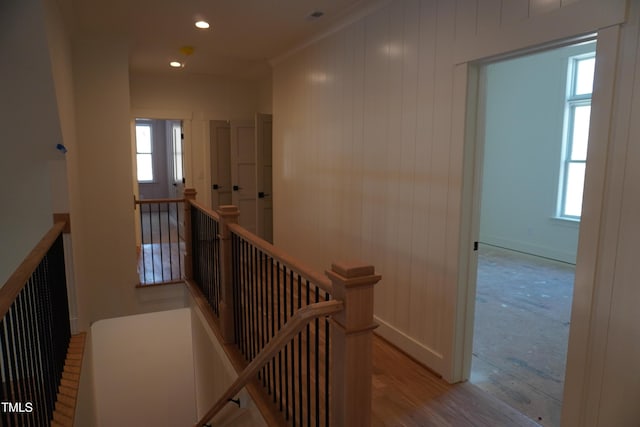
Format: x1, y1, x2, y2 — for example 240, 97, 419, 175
480, 235, 576, 264
374, 315, 446, 379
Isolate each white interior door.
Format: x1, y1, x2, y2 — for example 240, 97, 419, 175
210, 120, 232, 210
256, 113, 273, 243
230, 119, 257, 233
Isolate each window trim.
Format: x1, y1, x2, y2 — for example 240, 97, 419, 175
557, 52, 595, 221
135, 120, 154, 183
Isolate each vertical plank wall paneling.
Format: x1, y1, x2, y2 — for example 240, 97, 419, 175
273, 0, 627, 381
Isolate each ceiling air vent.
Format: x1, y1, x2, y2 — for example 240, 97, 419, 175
307, 10, 324, 20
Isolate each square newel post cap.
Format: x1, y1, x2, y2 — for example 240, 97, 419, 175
184, 188, 197, 200
216, 205, 240, 220
326, 260, 381, 288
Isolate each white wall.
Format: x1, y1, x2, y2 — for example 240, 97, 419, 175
68, 36, 189, 330
189, 295, 267, 426
273, 0, 639, 425
479, 42, 595, 264
130, 72, 262, 208
91, 309, 196, 427
0, 0, 63, 284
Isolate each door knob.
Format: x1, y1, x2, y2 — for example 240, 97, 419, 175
258, 192, 271, 198
233, 185, 242, 191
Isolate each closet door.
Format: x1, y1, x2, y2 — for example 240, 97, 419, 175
230, 119, 257, 234
210, 120, 231, 209
256, 113, 273, 243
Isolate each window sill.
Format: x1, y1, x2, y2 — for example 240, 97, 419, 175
551, 216, 581, 226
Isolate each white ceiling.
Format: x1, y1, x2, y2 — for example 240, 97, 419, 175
65, 0, 379, 79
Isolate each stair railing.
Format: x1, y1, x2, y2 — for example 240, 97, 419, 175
183, 189, 381, 426
133, 196, 186, 286
0, 214, 72, 426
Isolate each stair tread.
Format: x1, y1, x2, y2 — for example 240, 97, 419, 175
64, 365, 81, 374
60, 378, 79, 389
53, 410, 73, 426
59, 385, 78, 398
62, 371, 80, 382
51, 332, 86, 427
55, 401, 75, 417
65, 359, 81, 367
57, 393, 75, 408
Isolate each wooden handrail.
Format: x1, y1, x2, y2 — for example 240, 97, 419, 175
228, 222, 333, 294
134, 196, 186, 205
194, 299, 344, 427
0, 221, 66, 319
189, 199, 221, 222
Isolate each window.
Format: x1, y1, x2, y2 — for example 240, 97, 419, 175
172, 123, 183, 184
558, 53, 595, 220
136, 122, 153, 182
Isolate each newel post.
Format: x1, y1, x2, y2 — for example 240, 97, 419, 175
183, 188, 197, 281
327, 261, 381, 426
217, 205, 240, 344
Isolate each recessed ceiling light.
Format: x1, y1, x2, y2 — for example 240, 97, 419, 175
195, 20, 210, 29
169, 61, 184, 68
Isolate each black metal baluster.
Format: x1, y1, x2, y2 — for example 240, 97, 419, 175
24, 282, 43, 427
5, 309, 20, 426
149, 204, 156, 283
140, 205, 147, 283
259, 251, 266, 384
208, 214, 213, 306
245, 239, 251, 359
306, 280, 311, 426
298, 275, 303, 427
276, 261, 282, 411
270, 257, 276, 401
0, 320, 12, 427
16, 293, 35, 427
240, 238, 247, 357
162, 203, 167, 282
283, 266, 289, 420
315, 286, 320, 427
252, 246, 258, 361
248, 243, 255, 360
232, 234, 241, 345
325, 291, 330, 427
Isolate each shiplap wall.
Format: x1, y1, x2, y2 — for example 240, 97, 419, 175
274, 0, 625, 382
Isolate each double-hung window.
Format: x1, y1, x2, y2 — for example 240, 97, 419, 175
558, 53, 595, 220
136, 121, 154, 182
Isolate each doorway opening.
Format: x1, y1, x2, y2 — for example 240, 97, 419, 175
134, 118, 185, 285
469, 39, 596, 426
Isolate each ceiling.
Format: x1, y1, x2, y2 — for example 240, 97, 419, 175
64, 0, 379, 79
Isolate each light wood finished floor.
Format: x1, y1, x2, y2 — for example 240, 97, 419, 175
372, 335, 541, 427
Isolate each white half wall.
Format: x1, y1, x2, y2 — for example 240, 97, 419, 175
91, 308, 196, 427
0, 0, 63, 284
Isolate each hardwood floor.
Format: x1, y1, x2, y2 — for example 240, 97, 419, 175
471, 245, 573, 426
372, 335, 541, 427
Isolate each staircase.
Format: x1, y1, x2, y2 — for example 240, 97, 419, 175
51, 333, 86, 427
